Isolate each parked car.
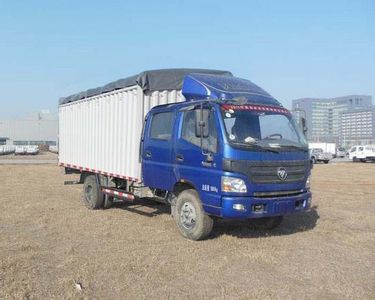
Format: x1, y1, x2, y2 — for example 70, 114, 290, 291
26, 145, 39, 155
15, 145, 39, 155
349, 145, 375, 162
336, 147, 346, 158
310, 148, 332, 164
15, 146, 27, 155
0, 145, 15, 155
49, 145, 59, 153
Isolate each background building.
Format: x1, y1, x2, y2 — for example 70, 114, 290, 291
0, 110, 58, 146
339, 107, 375, 147
0, 137, 10, 145
292, 95, 373, 145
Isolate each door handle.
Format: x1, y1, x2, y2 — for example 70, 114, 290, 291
176, 154, 184, 162
145, 151, 152, 158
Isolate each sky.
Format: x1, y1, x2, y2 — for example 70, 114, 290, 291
0, 0, 374, 118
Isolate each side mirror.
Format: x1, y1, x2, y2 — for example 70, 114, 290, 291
195, 109, 209, 138
300, 117, 308, 134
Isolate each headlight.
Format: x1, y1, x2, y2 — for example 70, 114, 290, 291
306, 175, 311, 189
221, 176, 247, 193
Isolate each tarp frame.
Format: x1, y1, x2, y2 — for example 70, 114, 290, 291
59, 69, 232, 105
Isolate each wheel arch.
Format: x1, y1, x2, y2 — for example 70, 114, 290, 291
79, 171, 92, 184
173, 180, 197, 197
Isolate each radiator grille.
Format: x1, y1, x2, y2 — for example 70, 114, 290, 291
223, 159, 310, 184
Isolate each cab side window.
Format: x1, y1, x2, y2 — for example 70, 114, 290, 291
150, 112, 174, 141
182, 110, 218, 153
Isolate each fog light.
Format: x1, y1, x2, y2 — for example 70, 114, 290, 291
307, 197, 312, 207
233, 204, 246, 211
252, 204, 265, 213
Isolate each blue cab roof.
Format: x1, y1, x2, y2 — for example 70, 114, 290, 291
182, 73, 281, 106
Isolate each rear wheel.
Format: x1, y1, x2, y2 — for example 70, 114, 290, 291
250, 216, 283, 230
103, 195, 113, 209
324, 160, 329, 164
174, 189, 213, 240
83, 175, 103, 209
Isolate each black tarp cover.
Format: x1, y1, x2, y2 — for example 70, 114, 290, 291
59, 69, 232, 105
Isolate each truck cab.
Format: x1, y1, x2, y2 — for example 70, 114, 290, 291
349, 145, 375, 162
141, 74, 312, 240
336, 147, 346, 158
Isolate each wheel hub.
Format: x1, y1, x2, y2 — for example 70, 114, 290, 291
180, 202, 197, 230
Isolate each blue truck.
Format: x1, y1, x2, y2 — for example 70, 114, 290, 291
59, 69, 312, 240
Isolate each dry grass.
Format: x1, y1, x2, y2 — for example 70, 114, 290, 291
0, 163, 374, 299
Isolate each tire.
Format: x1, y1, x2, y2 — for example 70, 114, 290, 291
250, 216, 283, 230
352, 157, 358, 162
323, 160, 329, 164
83, 175, 103, 209
174, 189, 213, 241
103, 195, 113, 209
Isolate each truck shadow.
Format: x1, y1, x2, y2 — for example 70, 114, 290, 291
114, 199, 319, 240
210, 205, 319, 239
113, 198, 171, 217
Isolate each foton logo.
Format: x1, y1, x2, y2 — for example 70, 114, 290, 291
277, 167, 288, 181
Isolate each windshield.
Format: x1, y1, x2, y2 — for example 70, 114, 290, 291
221, 104, 307, 150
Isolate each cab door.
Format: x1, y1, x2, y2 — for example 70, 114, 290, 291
357, 146, 365, 159
142, 110, 175, 190
349, 146, 357, 160
173, 107, 222, 209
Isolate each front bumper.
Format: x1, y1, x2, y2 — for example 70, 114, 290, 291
220, 191, 312, 219
318, 156, 330, 160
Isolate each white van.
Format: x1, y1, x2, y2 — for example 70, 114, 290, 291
349, 145, 375, 162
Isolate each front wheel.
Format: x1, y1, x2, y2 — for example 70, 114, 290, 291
174, 189, 213, 241
249, 216, 283, 230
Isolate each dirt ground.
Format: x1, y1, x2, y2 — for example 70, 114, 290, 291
0, 151, 58, 160
0, 163, 374, 299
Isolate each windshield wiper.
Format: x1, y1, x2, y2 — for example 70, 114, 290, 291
279, 144, 308, 152
231, 142, 280, 153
